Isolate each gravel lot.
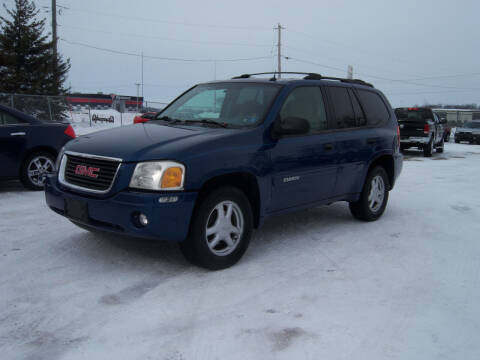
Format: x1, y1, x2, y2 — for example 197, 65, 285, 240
1, 143, 480, 360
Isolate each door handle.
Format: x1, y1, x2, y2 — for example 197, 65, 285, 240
367, 138, 376, 145
324, 143, 334, 151
10, 132, 26, 136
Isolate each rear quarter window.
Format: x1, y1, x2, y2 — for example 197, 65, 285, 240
357, 90, 390, 126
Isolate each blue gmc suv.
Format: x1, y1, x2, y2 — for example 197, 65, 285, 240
45, 72, 403, 270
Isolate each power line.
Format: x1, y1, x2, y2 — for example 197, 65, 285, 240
286, 29, 426, 69
58, 24, 271, 48
60, 38, 273, 63
58, 5, 271, 31
284, 56, 480, 91
386, 89, 480, 96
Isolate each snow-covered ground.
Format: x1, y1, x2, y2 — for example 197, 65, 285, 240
1, 143, 480, 360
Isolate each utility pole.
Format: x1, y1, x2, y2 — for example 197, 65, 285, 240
52, 0, 57, 86
275, 23, 284, 79
135, 83, 140, 114
141, 52, 144, 100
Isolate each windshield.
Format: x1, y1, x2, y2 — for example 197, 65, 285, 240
157, 83, 280, 128
464, 122, 480, 129
394, 108, 432, 121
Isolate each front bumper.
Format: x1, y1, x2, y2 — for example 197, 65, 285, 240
44, 174, 198, 241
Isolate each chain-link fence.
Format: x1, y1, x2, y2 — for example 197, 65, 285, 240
0, 93, 70, 122
0, 93, 168, 127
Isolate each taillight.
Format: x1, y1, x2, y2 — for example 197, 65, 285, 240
64, 125, 76, 138
424, 123, 429, 134
134, 117, 148, 124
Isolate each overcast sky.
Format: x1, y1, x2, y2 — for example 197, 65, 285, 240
2, 0, 480, 107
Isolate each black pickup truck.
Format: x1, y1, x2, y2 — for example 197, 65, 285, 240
394, 107, 445, 157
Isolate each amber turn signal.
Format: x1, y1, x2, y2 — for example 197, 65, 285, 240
161, 167, 183, 189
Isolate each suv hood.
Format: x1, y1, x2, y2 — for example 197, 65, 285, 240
65, 122, 236, 162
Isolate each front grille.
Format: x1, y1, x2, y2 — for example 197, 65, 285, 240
64, 154, 120, 191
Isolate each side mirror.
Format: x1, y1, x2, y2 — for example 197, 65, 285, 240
274, 117, 310, 136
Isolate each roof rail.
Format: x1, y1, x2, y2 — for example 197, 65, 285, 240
231, 72, 374, 87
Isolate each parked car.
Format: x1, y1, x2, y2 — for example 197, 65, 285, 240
0, 104, 76, 190
454, 121, 480, 144
395, 107, 445, 157
45, 72, 403, 269
133, 112, 159, 124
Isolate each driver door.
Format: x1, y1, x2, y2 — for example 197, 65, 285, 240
268, 86, 339, 212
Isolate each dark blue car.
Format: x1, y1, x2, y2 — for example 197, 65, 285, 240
45, 73, 403, 269
0, 104, 76, 190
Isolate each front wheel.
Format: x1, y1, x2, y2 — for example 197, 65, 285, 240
179, 187, 253, 270
349, 166, 389, 222
20, 152, 56, 190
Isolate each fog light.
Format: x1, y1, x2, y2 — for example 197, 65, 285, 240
138, 213, 149, 226
133, 212, 149, 227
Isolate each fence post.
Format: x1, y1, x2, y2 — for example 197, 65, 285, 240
47, 97, 53, 121
88, 105, 92, 127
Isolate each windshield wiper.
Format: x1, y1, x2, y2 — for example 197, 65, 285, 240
156, 115, 181, 124
184, 119, 228, 128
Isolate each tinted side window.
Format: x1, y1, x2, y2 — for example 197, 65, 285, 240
349, 89, 366, 126
0, 110, 24, 125
328, 87, 355, 129
357, 90, 390, 126
279, 86, 328, 132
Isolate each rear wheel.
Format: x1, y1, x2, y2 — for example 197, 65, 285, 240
423, 136, 434, 157
179, 186, 253, 270
20, 152, 56, 190
349, 166, 389, 222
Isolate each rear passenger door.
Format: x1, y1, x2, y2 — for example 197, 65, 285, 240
326, 86, 383, 196
268, 85, 338, 212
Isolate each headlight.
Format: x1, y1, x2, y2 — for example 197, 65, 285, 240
129, 161, 185, 191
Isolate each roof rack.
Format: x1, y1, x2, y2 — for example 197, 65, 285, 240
231, 72, 374, 88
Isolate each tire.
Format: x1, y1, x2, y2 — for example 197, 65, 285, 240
349, 166, 389, 222
20, 152, 56, 190
436, 137, 444, 153
423, 136, 434, 157
455, 139, 460, 144
179, 186, 253, 270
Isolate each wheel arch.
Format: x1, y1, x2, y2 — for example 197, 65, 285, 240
194, 172, 261, 228
19, 146, 58, 176
367, 154, 395, 190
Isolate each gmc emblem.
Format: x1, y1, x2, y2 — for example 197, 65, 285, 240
75, 165, 100, 179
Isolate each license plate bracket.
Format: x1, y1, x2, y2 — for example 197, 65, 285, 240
64, 198, 89, 222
